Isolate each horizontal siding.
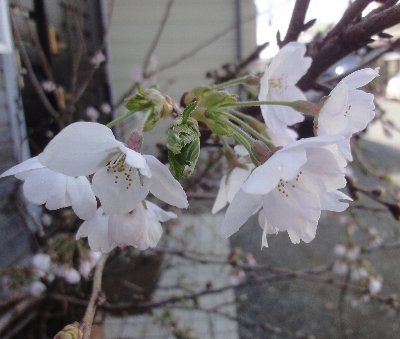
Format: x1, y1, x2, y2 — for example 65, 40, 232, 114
107, 0, 256, 101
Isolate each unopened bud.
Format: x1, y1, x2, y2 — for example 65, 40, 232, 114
53, 323, 83, 339
244, 75, 260, 86
127, 130, 143, 152
251, 141, 272, 164
161, 95, 174, 117
291, 100, 321, 116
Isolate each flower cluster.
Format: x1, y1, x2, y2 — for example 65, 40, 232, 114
214, 43, 378, 248
1, 42, 379, 254
1, 122, 188, 253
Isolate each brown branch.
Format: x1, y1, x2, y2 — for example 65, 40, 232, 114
81, 253, 109, 339
279, 0, 311, 47
300, 3, 400, 89
324, 0, 375, 41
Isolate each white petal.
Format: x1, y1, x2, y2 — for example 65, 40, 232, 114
23, 168, 67, 207
341, 68, 379, 90
120, 145, 151, 177
66, 176, 97, 220
221, 190, 262, 238
144, 155, 188, 208
321, 191, 352, 212
262, 188, 320, 243
76, 209, 114, 253
0, 156, 44, 178
108, 207, 147, 248
212, 175, 228, 214
92, 167, 150, 214
243, 150, 306, 195
39, 122, 121, 176
268, 42, 311, 85
226, 167, 252, 202
146, 200, 177, 222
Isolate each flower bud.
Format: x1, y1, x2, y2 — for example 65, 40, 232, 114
53, 323, 83, 339
126, 130, 143, 152
291, 100, 321, 116
124, 88, 174, 131
243, 75, 260, 86
251, 141, 272, 164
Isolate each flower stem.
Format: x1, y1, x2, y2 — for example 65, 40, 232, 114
106, 110, 135, 129
228, 100, 296, 108
223, 120, 261, 165
222, 111, 273, 148
81, 253, 109, 339
212, 75, 250, 90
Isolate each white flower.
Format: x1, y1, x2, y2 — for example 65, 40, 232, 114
79, 251, 101, 279
0, 156, 97, 220
317, 68, 379, 161
85, 106, 100, 121
41, 213, 53, 226
38, 122, 188, 214
100, 102, 112, 114
334, 244, 347, 257
259, 42, 311, 146
76, 201, 176, 252
369, 276, 383, 295
220, 135, 351, 248
350, 267, 369, 281
41, 80, 56, 92
333, 261, 348, 275
29, 281, 47, 296
212, 147, 254, 214
90, 51, 106, 68
32, 253, 51, 277
56, 267, 81, 284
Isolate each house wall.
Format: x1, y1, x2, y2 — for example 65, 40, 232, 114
104, 0, 257, 151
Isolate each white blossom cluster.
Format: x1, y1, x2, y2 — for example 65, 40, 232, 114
1, 123, 188, 252
214, 42, 379, 248
1, 42, 379, 254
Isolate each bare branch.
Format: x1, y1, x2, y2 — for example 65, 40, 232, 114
143, 0, 175, 77
324, 0, 375, 41
279, 0, 311, 47
10, 17, 63, 129
81, 253, 109, 339
299, 3, 400, 89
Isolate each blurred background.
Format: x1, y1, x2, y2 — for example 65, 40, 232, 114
1, 0, 400, 338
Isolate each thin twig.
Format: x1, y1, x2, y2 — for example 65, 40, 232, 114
81, 253, 109, 339
143, 0, 175, 77
10, 16, 63, 129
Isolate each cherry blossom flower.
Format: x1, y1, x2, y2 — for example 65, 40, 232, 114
38, 122, 188, 214
259, 42, 311, 146
317, 68, 379, 160
0, 156, 97, 220
29, 281, 47, 296
76, 201, 176, 252
32, 253, 51, 277
90, 51, 106, 68
212, 146, 254, 214
221, 136, 351, 248
56, 267, 81, 284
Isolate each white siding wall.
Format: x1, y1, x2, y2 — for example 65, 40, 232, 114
105, 0, 257, 150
